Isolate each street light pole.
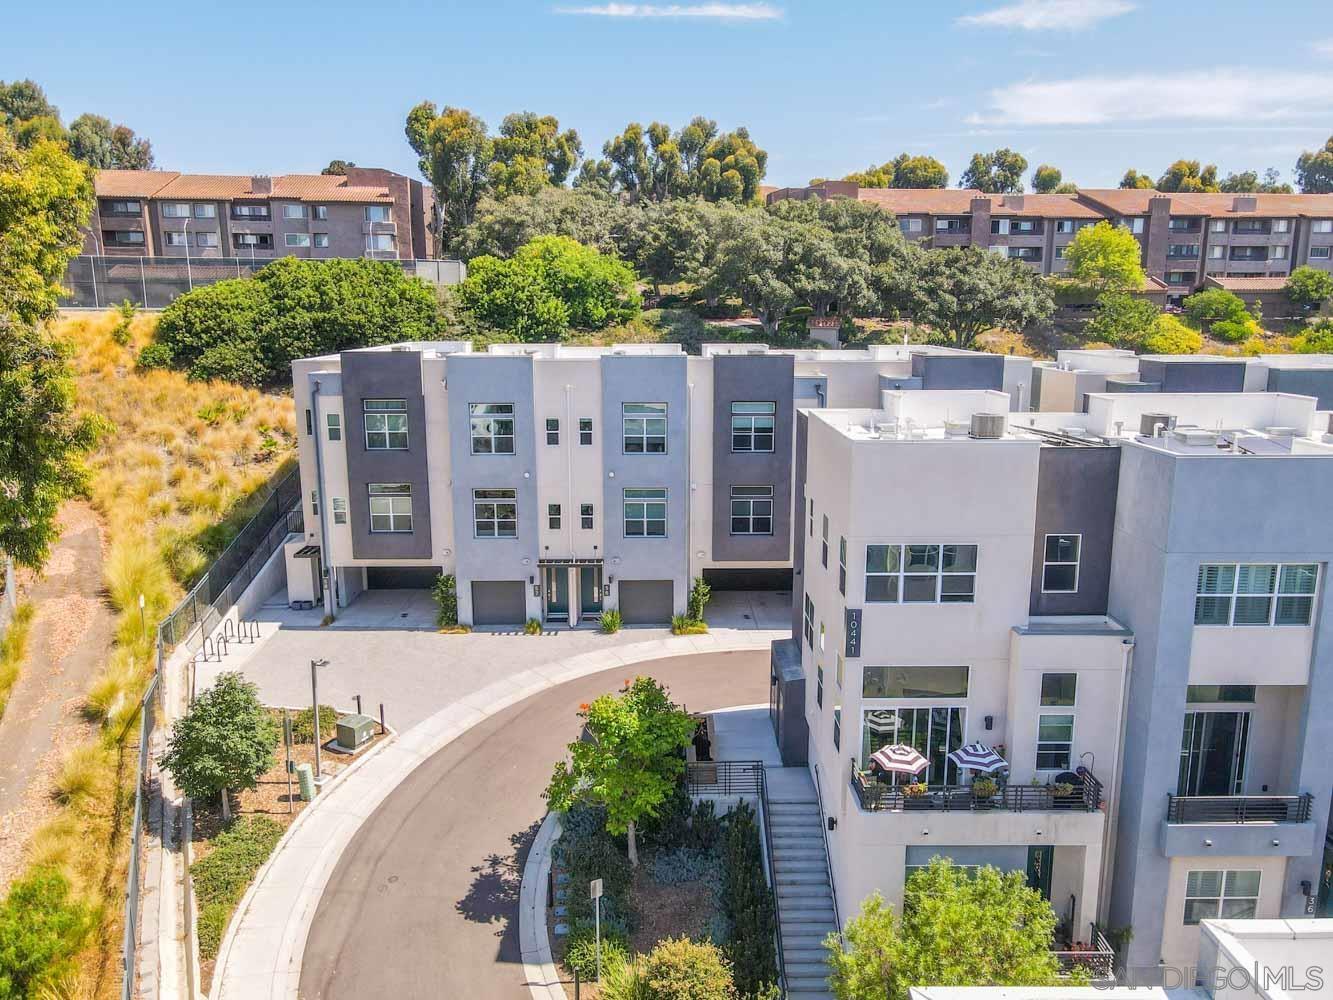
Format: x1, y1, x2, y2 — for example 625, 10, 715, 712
138, 593, 146, 642
311, 658, 329, 780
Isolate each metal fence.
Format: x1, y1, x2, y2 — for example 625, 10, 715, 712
122, 673, 158, 1000
62, 255, 465, 310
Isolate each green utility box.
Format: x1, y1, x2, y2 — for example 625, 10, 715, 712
336, 713, 376, 750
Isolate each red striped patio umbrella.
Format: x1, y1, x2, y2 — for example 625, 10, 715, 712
869, 744, 929, 776
947, 741, 1007, 774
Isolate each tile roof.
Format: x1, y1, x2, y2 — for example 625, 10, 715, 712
1205, 276, 1291, 292
855, 188, 987, 215
95, 171, 395, 204
989, 194, 1105, 219
1076, 188, 1333, 218
1074, 189, 1162, 215
94, 170, 180, 198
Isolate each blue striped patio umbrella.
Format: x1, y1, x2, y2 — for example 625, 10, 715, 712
869, 744, 929, 776
947, 741, 1007, 774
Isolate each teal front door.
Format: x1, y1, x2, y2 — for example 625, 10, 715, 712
579, 566, 603, 616
1026, 846, 1054, 900
545, 566, 569, 622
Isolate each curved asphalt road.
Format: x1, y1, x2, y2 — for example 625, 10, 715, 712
298, 650, 770, 1000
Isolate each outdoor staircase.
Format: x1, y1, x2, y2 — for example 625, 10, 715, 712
768, 787, 838, 1000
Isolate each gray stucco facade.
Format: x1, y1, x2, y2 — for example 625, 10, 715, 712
1029, 446, 1121, 616
1138, 359, 1247, 393
1266, 367, 1333, 409
911, 352, 1004, 390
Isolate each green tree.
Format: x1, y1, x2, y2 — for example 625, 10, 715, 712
159, 672, 276, 821
0, 867, 93, 998
1183, 287, 1250, 329
890, 153, 949, 188
631, 198, 717, 295
1157, 160, 1219, 193
903, 246, 1054, 348
488, 111, 583, 198
600, 118, 767, 204
1031, 164, 1062, 193
1295, 136, 1333, 194
66, 113, 154, 169
1219, 168, 1292, 194
961, 148, 1027, 194
456, 186, 635, 262
405, 102, 492, 255
1297, 318, 1333, 353
573, 157, 615, 194
0, 134, 103, 574
0, 79, 59, 133
1142, 313, 1202, 354
767, 195, 908, 268
1063, 220, 1146, 292
322, 159, 355, 175
1119, 169, 1155, 190
1086, 292, 1161, 350
544, 676, 695, 866
1285, 265, 1333, 312
825, 860, 1065, 1000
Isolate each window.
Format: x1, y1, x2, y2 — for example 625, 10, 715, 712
1209, 244, 1225, 259
546, 418, 559, 445
833, 707, 841, 751
622, 403, 667, 454
285, 233, 312, 247
1271, 245, 1287, 260
935, 218, 968, 233
838, 537, 847, 595
473, 488, 517, 538
1037, 712, 1075, 770
1184, 871, 1260, 925
803, 594, 815, 649
310, 490, 319, 516
1008, 246, 1042, 261
1168, 244, 1200, 258
1056, 220, 1075, 234
326, 413, 341, 441
1274, 219, 1290, 233
1127, 218, 1145, 234
365, 234, 394, 252
548, 503, 561, 529
1169, 218, 1200, 232
162, 203, 189, 218
578, 418, 593, 446
305, 409, 313, 435
864, 544, 977, 604
104, 199, 141, 215
1041, 672, 1077, 706
808, 498, 814, 538
862, 666, 969, 699
194, 203, 216, 219
1187, 685, 1256, 703
991, 218, 1010, 235
1195, 563, 1317, 626
164, 231, 187, 247
368, 483, 413, 533
233, 233, 273, 250
730, 486, 773, 535
283, 204, 307, 220
365, 205, 391, 222
1042, 534, 1081, 593
364, 399, 408, 450
331, 497, 347, 525
1167, 271, 1194, 285
836, 652, 844, 689
1314, 220, 1333, 234
819, 621, 825, 652
106, 230, 145, 246
1210, 219, 1227, 233
1233, 219, 1268, 234
313, 233, 329, 248
469, 403, 514, 455
232, 204, 270, 219
731, 401, 776, 452
623, 488, 667, 537
816, 664, 824, 708
313, 205, 328, 221
580, 503, 594, 530
1053, 246, 1066, 259
1311, 246, 1332, 259
821, 515, 829, 567
195, 232, 219, 248
900, 218, 922, 234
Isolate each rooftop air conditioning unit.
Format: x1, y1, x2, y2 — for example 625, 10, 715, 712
969, 412, 1006, 439
1140, 412, 1177, 436
1172, 427, 1217, 447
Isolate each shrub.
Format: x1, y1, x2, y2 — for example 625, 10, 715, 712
640, 937, 737, 1000
0, 603, 34, 721
671, 615, 708, 635
599, 609, 622, 633
1210, 319, 1252, 344
431, 573, 458, 628
190, 816, 285, 959
291, 704, 338, 744
196, 901, 231, 961
189, 341, 269, 386
687, 576, 712, 621
688, 800, 724, 852
1297, 317, 1333, 354
601, 954, 652, 1000
720, 803, 777, 995
135, 342, 174, 370
564, 925, 630, 982
560, 805, 635, 931
1142, 314, 1203, 355
1285, 265, 1333, 311
524, 617, 543, 635
1183, 287, 1249, 328
0, 868, 93, 998
650, 846, 721, 886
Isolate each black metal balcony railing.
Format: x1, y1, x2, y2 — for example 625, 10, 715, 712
1166, 793, 1313, 824
851, 761, 1104, 814
1053, 927, 1116, 980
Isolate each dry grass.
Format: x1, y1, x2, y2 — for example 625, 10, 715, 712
0, 602, 35, 720
8, 309, 296, 997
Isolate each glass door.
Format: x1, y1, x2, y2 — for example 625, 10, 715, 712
544, 566, 569, 623
579, 566, 602, 616
1178, 711, 1250, 796
861, 707, 965, 785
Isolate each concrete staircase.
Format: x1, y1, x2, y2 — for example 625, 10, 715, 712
767, 779, 837, 1000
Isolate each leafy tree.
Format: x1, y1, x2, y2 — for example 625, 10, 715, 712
1219, 168, 1292, 194
1031, 164, 1063, 193
0, 133, 103, 573
573, 157, 615, 194
1295, 136, 1333, 194
159, 672, 276, 821
1183, 287, 1250, 328
488, 111, 583, 198
322, 159, 355, 175
1156, 160, 1219, 193
1286, 266, 1333, 312
695, 125, 767, 203
961, 148, 1027, 194
1297, 317, 1333, 353
405, 102, 492, 254
767, 195, 908, 268
66, 113, 154, 169
0, 867, 93, 998
902, 246, 1054, 348
1142, 314, 1202, 354
544, 676, 695, 866
1086, 292, 1161, 350
721, 802, 777, 994
892, 154, 949, 189
599, 118, 767, 204
1119, 169, 1155, 190
1063, 220, 1146, 292
0, 79, 58, 132
456, 186, 635, 261
825, 859, 1065, 1000
630, 198, 718, 295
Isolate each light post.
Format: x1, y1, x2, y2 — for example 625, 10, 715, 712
310, 658, 329, 779
138, 593, 146, 642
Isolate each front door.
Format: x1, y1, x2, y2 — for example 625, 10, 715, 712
579, 566, 602, 617
1179, 711, 1250, 796
1026, 846, 1054, 901
544, 566, 569, 623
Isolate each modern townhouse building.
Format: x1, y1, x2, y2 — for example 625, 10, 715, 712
784, 387, 1333, 983
85, 167, 433, 260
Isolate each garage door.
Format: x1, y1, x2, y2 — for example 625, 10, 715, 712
366, 566, 441, 589
471, 581, 527, 626
618, 580, 673, 625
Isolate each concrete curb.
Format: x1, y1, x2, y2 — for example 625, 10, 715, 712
211, 629, 782, 1000
520, 812, 565, 1000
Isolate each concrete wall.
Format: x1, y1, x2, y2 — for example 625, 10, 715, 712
1029, 447, 1122, 616
1139, 360, 1248, 393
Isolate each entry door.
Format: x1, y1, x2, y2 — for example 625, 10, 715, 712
1178, 711, 1250, 796
579, 566, 602, 616
1026, 846, 1054, 901
545, 566, 570, 622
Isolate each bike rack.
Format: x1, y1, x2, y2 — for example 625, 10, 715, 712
222, 619, 236, 640
200, 635, 216, 662
215, 635, 229, 658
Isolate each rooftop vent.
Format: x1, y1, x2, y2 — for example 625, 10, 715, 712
1172, 427, 1218, 447
1232, 195, 1258, 213
250, 174, 273, 195
1264, 426, 1299, 439
969, 412, 1006, 440
1140, 412, 1177, 437
944, 419, 971, 438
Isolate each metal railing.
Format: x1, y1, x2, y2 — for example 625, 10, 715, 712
851, 760, 1104, 814
1052, 926, 1116, 980
811, 763, 842, 946
122, 672, 158, 1000
1166, 792, 1313, 824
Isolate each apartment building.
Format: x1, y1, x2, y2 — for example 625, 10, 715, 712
788, 388, 1333, 983
86, 167, 433, 260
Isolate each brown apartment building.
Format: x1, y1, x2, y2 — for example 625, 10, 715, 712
86, 167, 434, 261
768, 182, 1333, 304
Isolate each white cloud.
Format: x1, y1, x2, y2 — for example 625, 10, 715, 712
957, 0, 1134, 31
554, 3, 781, 18
968, 70, 1333, 126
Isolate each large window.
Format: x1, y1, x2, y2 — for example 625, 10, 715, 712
103, 199, 141, 215
865, 544, 977, 604
469, 403, 514, 455
473, 488, 517, 538
862, 707, 966, 785
283, 204, 307, 220
730, 486, 773, 535
162, 203, 189, 218
1037, 672, 1077, 770
194, 203, 216, 219
623, 488, 666, 537
1042, 534, 1081, 593
365, 205, 391, 222
368, 484, 412, 533
731, 402, 776, 452
1195, 563, 1317, 626
195, 232, 219, 248
285, 233, 312, 247
363, 399, 408, 450
622, 403, 667, 454
106, 230, 145, 246
862, 666, 969, 699
366, 233, 395, 252
164, 232, 187, 247
1184, 871, 1260, 925
233, 233, 272, 249
232, 204, 270, 219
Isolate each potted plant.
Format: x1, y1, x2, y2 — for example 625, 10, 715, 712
971, 776, 998, 802
902, 781, 930, 809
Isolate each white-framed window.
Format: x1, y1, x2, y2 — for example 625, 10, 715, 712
366, 233, 394, 252
363, 399, 408, 450
838, 537, 847, 595
730, 486, 773, 535
233, 204, 269, 219
731, 401, 775, 452
1054, 246, 1066, 259
1210, 219, 1227, 233
1271, 245, 1288, 260
331, 497, 347, 525
194, 203, 216, 219
162, 203, 189, 218
285, 233, 312, 247
1195, 563, 1318, 626
1311, 246, 1332, 259
368, 483, 412, 533
473, 488, 517, 538
623, 488, 667, 537
1056, 220, 1075, 234
1313, 220, 1333, 234
310, 490, 319, 516
469, 403, 514, 455
1209, 244, 1225, 259
578, 418, 593, 446
108, 230, 145, 245
864, 544, 977, 604
545, 418, 559, 445
326, 413, 341, 441
313, 233, 329, 248
803, 594, 815, 649
313, 205, 328, 220
1274, 219, 1290, 233
548, 503, 561, 530
1037, 672, 1077, 770
195, 231, 219, 248
622, 402, 667, 454
164, 231, 187, 247
1184, 870, 1260, 925
1042, 534, 1081, 593
580, 503, 594, 530
365, 205, 390, 222
283, 204, 307, 219
1127, 218, 1145, 234
900, 218, 922, 234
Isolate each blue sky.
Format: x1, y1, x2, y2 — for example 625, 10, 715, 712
5, 0, 1332, 190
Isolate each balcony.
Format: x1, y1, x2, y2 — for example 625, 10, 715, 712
1053, 928, 1116, 980
851, 763, 1104, 814
1162, 793, 1317, 858
1166, 793, 1312, 824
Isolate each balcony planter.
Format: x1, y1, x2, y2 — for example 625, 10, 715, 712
902, 782, 931, 810
971, 777, 998, 809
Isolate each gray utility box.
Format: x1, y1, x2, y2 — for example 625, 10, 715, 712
336, 714, 376, 750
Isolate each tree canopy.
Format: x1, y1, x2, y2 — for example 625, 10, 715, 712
455, 186, 635, 262
961, 148, 1028, 194
1285, 266, 1333, 312
1119, 169, 1154, 190
405, 103, 493, 254
1156, 159, 1219, 193
1085, 292, 1162, 350
1295, 136, 1333, 194
488, 112, 583, 198
1063, 221, 1146, 292
1219, 168, 1292, 194
585, 117, 768, 204
826, 153, 949, 189
1031, 164, 1062, 193
0, 78, 154, 167
899, 246, 1054, 348
322, 159, 355, 175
